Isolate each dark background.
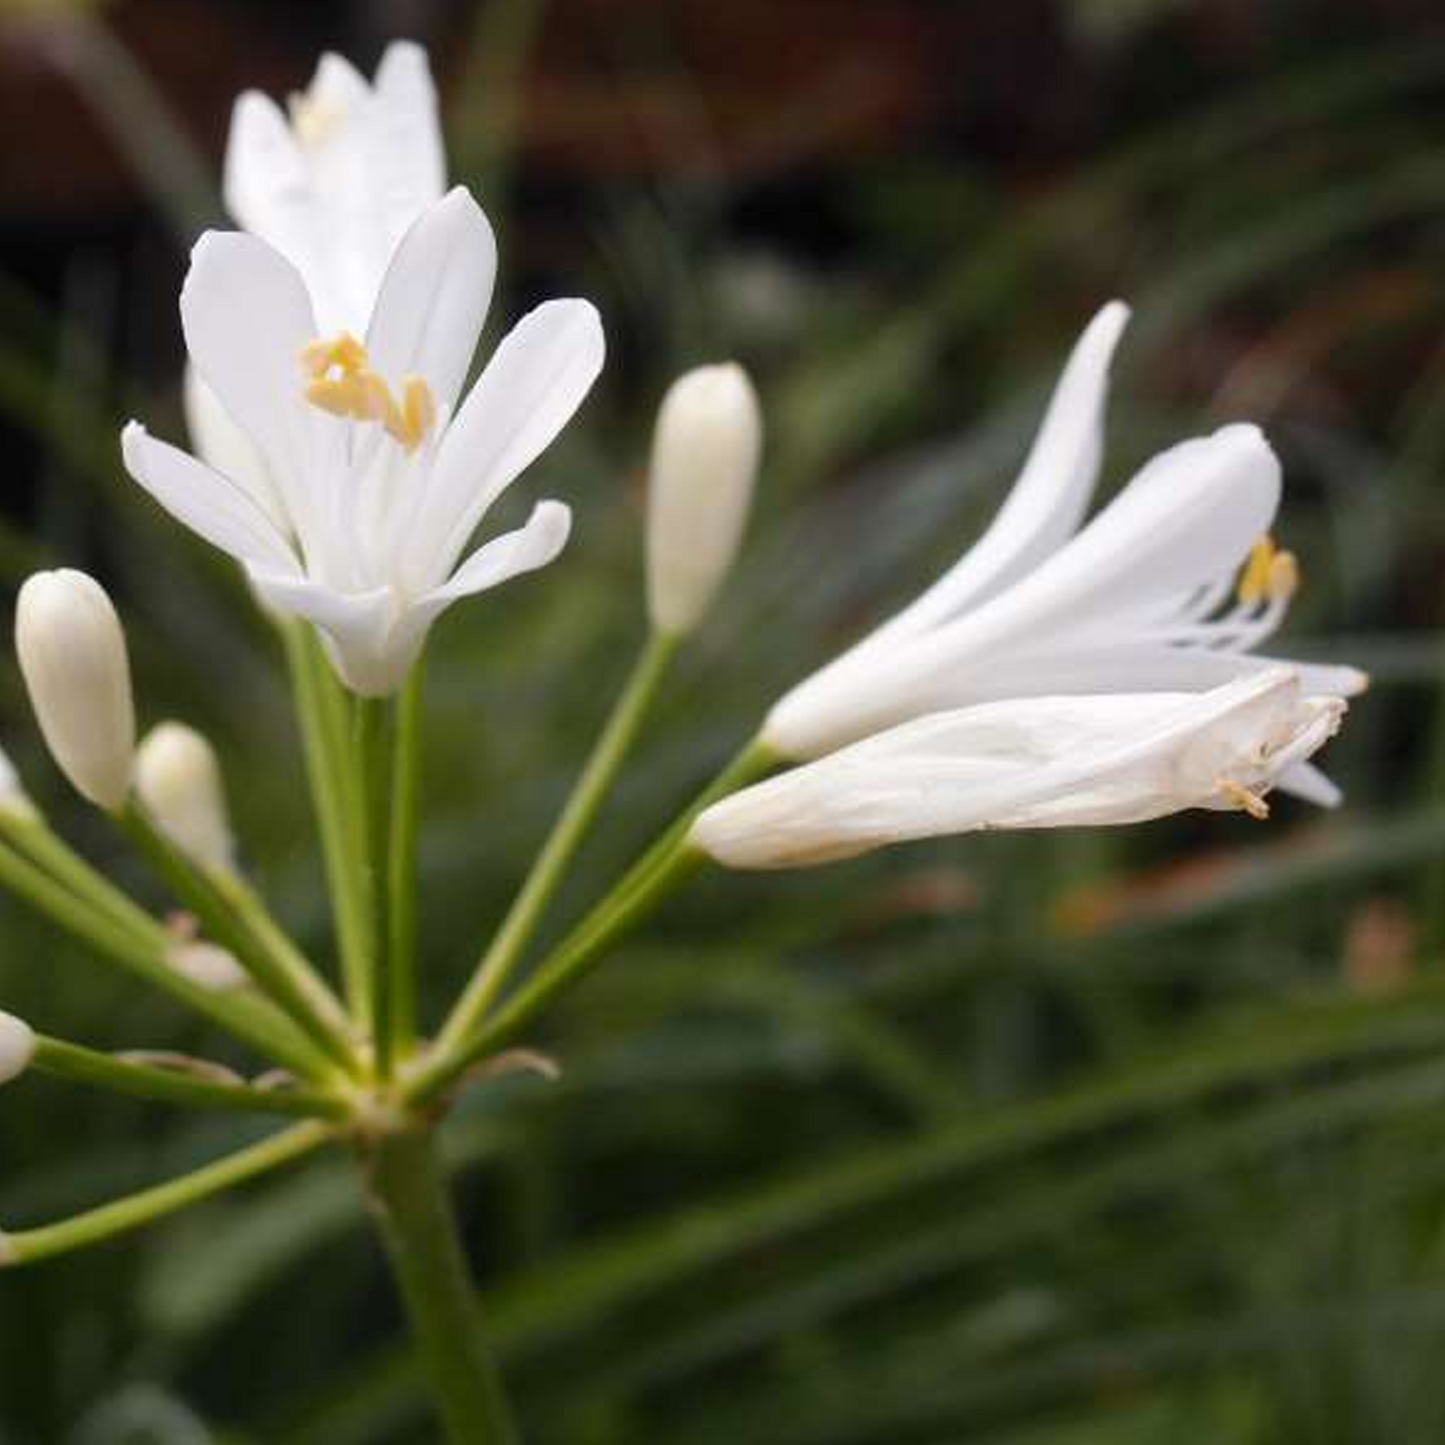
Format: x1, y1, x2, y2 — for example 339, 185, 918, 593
2, 2, 1445, 1441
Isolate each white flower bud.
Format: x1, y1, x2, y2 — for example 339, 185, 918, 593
168, 940, 249, 992
0, 745, 37, 823
15, 570, 136, 811
136, 722, 235, 871
646, 363, 762, 634
0, 1011, 35, 1085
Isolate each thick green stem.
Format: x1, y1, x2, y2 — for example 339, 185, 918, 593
355, 697, 396, 1079
388, 665, 425, 1061
283, 624, 372, 1024
0, 1121, 332, 1267
363, 1128, 518, 1445
438, 630, 679, 1053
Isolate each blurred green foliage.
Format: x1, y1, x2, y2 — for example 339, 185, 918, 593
2, 1, 1445, 1441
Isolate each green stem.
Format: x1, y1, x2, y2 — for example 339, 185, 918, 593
0, 810, 163, 951
0, 1121, 332, 1267
121, 803, 358, 1076
30, 1035, 347, 1120
283, 624, 372, 1024
410, 842, 708, 1105
355, 697, 396, 1079
409, 738, 776, 1106
388, 665, 425, 1062
438, 631, 679, 1054
0, 831, 327, 1079
363, 1128, 519, 1445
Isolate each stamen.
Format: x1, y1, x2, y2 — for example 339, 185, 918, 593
288, 92, 345, 149
398, 376, 436, 451
1218, 778, 1270, 820
1268, 549, 1299, 602
1237, 537, 1277, 606
298, 336, 436, 454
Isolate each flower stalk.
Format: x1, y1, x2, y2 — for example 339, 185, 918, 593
119, 801, 358, 1075
362, 1126, 519, 1445
282, 621, 373, 1023
388, 663, 426, 1061
0, 1120, 332, 1267
437, 628, 679, 1053
29, 1033, 348, 1120
355, 695, 397, 1077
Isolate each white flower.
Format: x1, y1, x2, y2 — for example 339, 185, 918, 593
122, 188, 605, 695
763, 304, 1367, 814
647, 363, 763, 634
0, 1011, 34, 1085
136, 722, 235, 872
15, 569, 136, 810
695, 669, 1345, 870
224, 40, 445, 337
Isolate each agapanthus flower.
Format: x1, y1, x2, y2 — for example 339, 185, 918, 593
697, 669, 1345, 869
224, 40, 446, 336
123, 188, 604, 695
763, 304, 1366, 811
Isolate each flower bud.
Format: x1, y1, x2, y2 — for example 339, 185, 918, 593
0, 745, 37, 823
15, 569, 136, 810
168, 940, 249, 992
136, 722, 235, 871
0, 1011, 35, 1085
646, 363, 762, 634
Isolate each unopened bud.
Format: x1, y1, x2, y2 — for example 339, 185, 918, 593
0, 1011, 35, 1085
168, 941, 249, 992
136, 722, 235, 871
0, 745, 37, 823
646, 363, 762, 634
15, 569, 135, 810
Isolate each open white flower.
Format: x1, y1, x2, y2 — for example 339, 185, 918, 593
697, 669, 1345, 869
225, 40, 445, 337
123, 188, 604, 695
763, 304, 1366, 812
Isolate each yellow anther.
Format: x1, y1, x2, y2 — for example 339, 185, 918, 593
301, 333, 368, 380
1218, 778, 1270, 820
289, 92, 346, 149
1237, 536, 1276, 605
299, 336, 435, 453
395, 376, 436, 452
1268, 549, 1300, 602
303, 375, 360, 417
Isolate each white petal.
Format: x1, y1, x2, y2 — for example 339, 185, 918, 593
402, 299, 604, 593
865, 301, 1129, 646
1276, 760, 1343, 808
365, 188, 496, 419
179, 231, 335, 530
429, 500, 572, 604
121, 423, 298, 573
222, 92, 316, 283
247, 571, 401, 697
182, 367, 286, 534
766, 423, 1281, 758
839, 642, 1368, 714
369, 41, 447, 232
701, 671, 1344, 868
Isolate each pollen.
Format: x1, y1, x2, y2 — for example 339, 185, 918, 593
1218, 778, 1270, 820
288, 91, 345, 149
300, 334, 436, 453
1237, 536, 1301, 606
